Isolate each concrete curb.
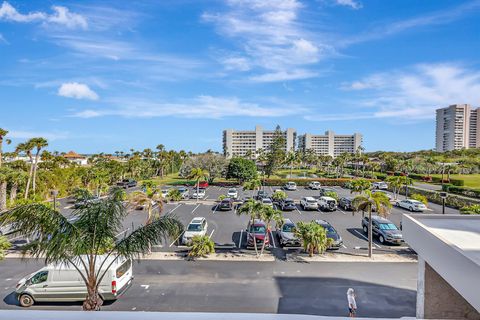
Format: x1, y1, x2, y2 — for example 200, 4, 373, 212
286, 252, 418, 263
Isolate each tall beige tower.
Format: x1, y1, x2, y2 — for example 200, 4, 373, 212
435, 104, 479, 152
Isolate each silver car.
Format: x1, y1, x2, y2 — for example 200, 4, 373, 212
276, 219, 300, 247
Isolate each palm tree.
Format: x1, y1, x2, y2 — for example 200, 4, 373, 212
243, 178, 261, 197
294, 221, 332, 257
30, 137, 48, 195
0, 167, 10, 211
128, 182, 163, 224
258, 206, 283, 255
385, 176, 402, 200
349, 178, 371, 194
352, 190, 392, 258
16, 141, 34, 199
284, 151, 297, 177
188, 168, 209, 203
7, 169, 26, 205
0, 188, 183, 310
0, 128, 11, 168
188, 235, 215, 259
237, 199, 263, 256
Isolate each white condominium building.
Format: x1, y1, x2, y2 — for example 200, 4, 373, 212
298, 131, 363, 157
223, 126, 296, 158
435, 104, 480, 152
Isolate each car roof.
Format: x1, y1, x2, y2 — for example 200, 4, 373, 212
284, 198, 294, 201
304, 196, 316, 200
320, 196, 336, 201
407, 199, 421, 203
190, 217, 205, 224
252, 219, 266, 225
283, 218, 294, 225
315, 219, 330, 226
370, 215, 392, 223
262, 198, 272, 201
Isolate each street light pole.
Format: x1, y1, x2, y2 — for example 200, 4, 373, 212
51, 190, 58, 211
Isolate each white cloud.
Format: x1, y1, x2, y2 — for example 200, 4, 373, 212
324, 63, 480, 121
58, 82, 99, 100
71, 95, 307, 119
0, 1, 87, 29
203, 0, 330, 81
8, 130, 69, 141
334, 0, 362, 9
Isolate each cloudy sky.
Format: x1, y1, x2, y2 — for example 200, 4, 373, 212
1, 0, 479, 153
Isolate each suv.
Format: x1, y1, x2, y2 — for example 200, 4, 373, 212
116, 179, 137, 189
300, 197, 319, 211
319, 187, 336, 197
246, 219, 270, 249
338, 197, 354, 211
315, 220, 343, 250
308, 181, 321, 190
218, 198, 234, 211
276, 219, 300, 247
227, 188, 238, 199
284, 182, 297, 191
261, 198, 273, 207
372, 181, 388, 190
318, 196, 337, 211
279, 198, 296, 211
395, 199, 427, 212
182, 217, 208, 244
362, 216, 403, 244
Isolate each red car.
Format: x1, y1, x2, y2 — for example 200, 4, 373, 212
246, 219, 270, 249
197, 181, 209, 188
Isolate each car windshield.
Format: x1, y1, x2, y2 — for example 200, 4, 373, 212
250, 225, 266, 233
188, 224, 203, 231
307, 199, 316, 203
221, 200, 230, 204
283, 224, 295, 232
229, 189, 236, 193
379, 223, 398, 230
284, 200, 294, 204
319, 224, 335, 233
262, 199, 272, 203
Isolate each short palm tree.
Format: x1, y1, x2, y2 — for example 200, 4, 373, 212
294, 221, 332, 257
0, 188, 182, 310
128, 183, 163, 224
352, 190, 392, 258
236, 199, 263, 256
243, 178, 261, 197
188, 168, 209, 202
349, 178, 371, 194
0, 128, 11, 168
258, 206, 283, 255
188, 235, 215, 259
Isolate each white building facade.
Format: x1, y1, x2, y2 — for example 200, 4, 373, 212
298, 131, 363, 157
223, 126, 296, 158
435, 104, 480, 152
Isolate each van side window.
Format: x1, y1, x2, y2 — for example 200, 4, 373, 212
31, 271, 48, 284
116, 259, 132, 278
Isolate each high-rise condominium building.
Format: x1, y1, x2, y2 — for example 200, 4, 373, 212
223, 126, 296, 158
298, 131, 363, 157
435, 104, 480, 152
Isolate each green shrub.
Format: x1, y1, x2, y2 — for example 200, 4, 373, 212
460, 205, 480, 215
0, 236, 11, 260
442, 185, 480, 199
450, 179, 465, 187
188, 235, 215, 258
324, 191, 338, 201
218, 194, 226, 201
410, 193, 428, 206
167, 189, 182, 201
272, 190, 287, 201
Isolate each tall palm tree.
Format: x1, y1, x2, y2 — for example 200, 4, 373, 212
0, 167, 10, 211
0, 188, 183, 310
16, 141, 34, 199
352, 190, 392, 258
30, 137, 48, 195
243, 178, 261, 197
237, 199, 263, 256
258, 206, 283, 255
284, 151, 297, 177
188, 167, 209, 203
0, 128, 11, 168
294, 221, 332, 257
349, 178, 371, 194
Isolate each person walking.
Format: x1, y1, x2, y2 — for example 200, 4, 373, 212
347, 288, 357, 318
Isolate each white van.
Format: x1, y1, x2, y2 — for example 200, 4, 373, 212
15, 255, 133, 307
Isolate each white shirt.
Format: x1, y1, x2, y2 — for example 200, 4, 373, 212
348, 294, 357, 309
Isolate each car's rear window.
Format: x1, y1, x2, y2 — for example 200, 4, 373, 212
116, 259, 132, 279
188, 224, 203, 231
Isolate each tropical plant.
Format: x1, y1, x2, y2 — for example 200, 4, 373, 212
258, 206, 283, 255
243, 178, 262, 197
385, 176, 402, 200
0, 235, 11, 260
128, 183, 163, 224
271, 190, 287, 202
188, 168, 209, 203
188, 235, 215, 259
294, 221, 332, 257
460, 204, 480, 215
236, 198, 263, 256
349, 178, 371, 194
217, 194, 226, 201
410, 193, 428, 206
167, 189, 182, 202
16, 141, 34, 199
225, 157, 257, 183
179, 153, 226, 183
0, 188, 182, 310
0, 128, 11, 168
352, 190, 392, 258
264, 125, 286, 177
324, 190, 338, 201
30, 138, 48, 195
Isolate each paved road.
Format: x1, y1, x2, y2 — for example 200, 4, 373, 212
0, 259, 416, 318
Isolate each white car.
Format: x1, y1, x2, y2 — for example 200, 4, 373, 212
182, 217, 208, 244
318, 196, 337, 211
396, 199, 427, 212
227, 188, 238, 199
284, 182, 297, 191
191, 188, 206, 199
300, 197, 319, 210
372, 181, 388, 190
261, 198, 273, 207
308, 181, 321, 190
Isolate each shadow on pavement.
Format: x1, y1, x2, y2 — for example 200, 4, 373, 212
3, 291, 116, 308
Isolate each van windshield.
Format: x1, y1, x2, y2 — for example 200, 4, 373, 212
116, 259, 132, 279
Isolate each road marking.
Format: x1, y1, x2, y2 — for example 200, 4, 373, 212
140, 285, 150, 290
169, 232, 183, 247
341, 244, 347, 249
337, 208, 347, 215
209, 229, 215, 239
295, 207, 302, 215
191, 204, 200, 214
269, 186, 273, 193
203, 196, 208, 200
63, 206, 73, 209
269, 230, 276, 248
116, 228, 129, 238
169, 203, 182, 213
238, 229, 243, 248
353, 230, 381, 248
213, 204, 218, 214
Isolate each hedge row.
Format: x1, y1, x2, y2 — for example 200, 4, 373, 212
442, 184, 480, 199
393, 186, 480, 209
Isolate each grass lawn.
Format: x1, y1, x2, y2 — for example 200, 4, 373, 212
148, 173, 233, 186
430, 174, 480, 189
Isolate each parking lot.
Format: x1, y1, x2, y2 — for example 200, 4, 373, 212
150, 184, 459, 257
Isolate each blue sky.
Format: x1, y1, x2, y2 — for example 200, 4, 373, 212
1, 0, 480, 153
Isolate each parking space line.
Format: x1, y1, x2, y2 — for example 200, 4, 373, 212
213, 204, 218, 214
116, 228, 129, 238
191, 204, 200, 214
238, 230, 243, 248
353, 230, 381, 248
203, 196, 208, 200
269, 230, 276, 248
209, 229, 215, 239
341, 244, 347, 249
337, 208, 347, 215
269, 186, 273, 193
169, 232, 183, 247
169, 204, 182, 213
295, 207, 302, 215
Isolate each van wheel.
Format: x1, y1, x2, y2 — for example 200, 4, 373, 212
19, 294, 34, 307
379, 235, 385, 244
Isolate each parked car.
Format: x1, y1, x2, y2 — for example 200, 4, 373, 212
318, 196, 337, 211
255, 190, 268, 200
160, 188, 170, 198
276, 219, 301, 247
300, 197, 319, 211
227, 188, 238, 199
73, 196, 100, 209
319, 187, 336, 197
278, 198, 296, 211
361, 215, 403, 244
371, 189, 393, 201
308, 181, 321, 190
15, 256, 133, 307
261, 198, 274, 207
177, 187, 189, 199
116, 179, 137, 189
218, 198, 234, 211
315, 220, 343, 250
395, 199, 427, 212
284, 181, 297, 191
246, 219, 270, 249
372, 181, 388, 190
191, 188, 206, 199
182, 217, 208, 244
338, 197, 354, 211
196, 181, 209, 188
